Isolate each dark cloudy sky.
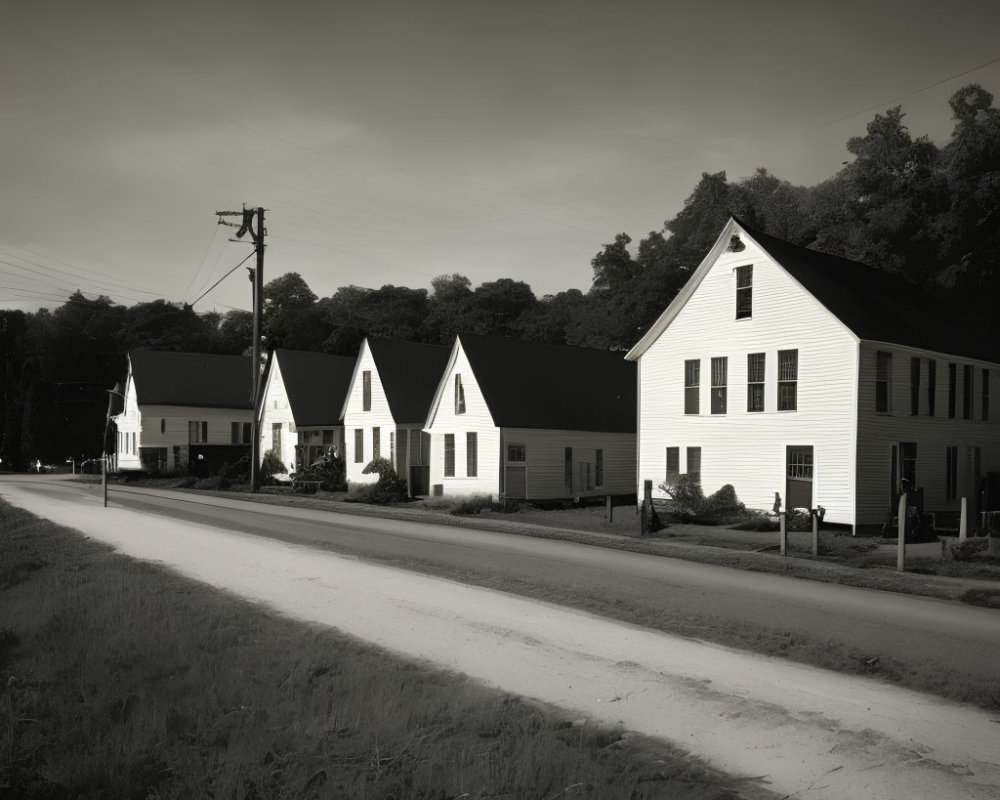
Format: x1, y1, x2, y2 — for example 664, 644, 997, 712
2, 0, 999, 313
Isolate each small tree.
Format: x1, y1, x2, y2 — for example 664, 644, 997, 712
360, 457, 409, 504
260, 449, 287, 485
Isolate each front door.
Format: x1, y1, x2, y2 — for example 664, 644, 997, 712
786, 446, 813, 510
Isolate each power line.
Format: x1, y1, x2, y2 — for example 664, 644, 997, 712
189, 250, 255, 308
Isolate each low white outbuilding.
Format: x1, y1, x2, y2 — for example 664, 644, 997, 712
424, 333, 636, 501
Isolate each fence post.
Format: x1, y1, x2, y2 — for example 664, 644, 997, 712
779, 512, 787, 556
606, 495, 613, 523
896, 493, 907, 572
640, 480, 652, 537
811, 509, 819, 557
959, 497, 967, 542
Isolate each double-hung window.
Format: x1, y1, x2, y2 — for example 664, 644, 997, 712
189, 421, 208, 444
684, 359, 700, 415
444, 434, 455, 477
362, 370, 372, 411
686, 447, 701, 478
735, 265, 752, 319
354, 428, 363, 463
983, 369, 991, 421
927, 360, 936, 416
948, 363, 957, 418
777, 350, 798, 411
665, 447, 680, 481
963, 365, 974, 419
455, 374, 466, 414
875, 351, 892, 413
466, 432, 477, 477
909, 357, 920, 416
372, 426, 381, 459
710, 357, 727, 414
747, 353, 765, 412
230, 422, 251, 444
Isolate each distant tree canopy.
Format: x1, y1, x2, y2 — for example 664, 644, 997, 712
3, 84, 999, 467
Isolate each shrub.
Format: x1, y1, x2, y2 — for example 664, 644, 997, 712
297, 451, 347, 492
358, 457, 409, 504
450, 495, 495, 516
658, 476, 747, 525
950, 538, 988, 562
260, 449, 287, 484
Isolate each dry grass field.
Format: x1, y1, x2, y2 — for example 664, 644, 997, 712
0, 500, 763, 800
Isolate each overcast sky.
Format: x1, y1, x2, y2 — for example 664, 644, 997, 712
2, 0, 999, 314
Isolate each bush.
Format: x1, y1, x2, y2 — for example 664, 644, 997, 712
658, 476, 747, 525
356, 457, 409, 504
260, 449, 287, 485
950, 538, 988, 562
449, 495, 495, 516
296, 451, 346, 492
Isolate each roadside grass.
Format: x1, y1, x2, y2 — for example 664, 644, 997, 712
0, 502, 761, 800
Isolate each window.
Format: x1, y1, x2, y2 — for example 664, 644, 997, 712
160, 418, 166, 434
466, 432, 477, 477
354, 428, 363, 463
686, 447, 701, 478
747, 353, 765, 412
507, 444, 525, 462
595, 449, 604, 487
665, 447, 680, 480
946, 446, 958, 502
777, 350, 798, 411
710, 357, 727, 414
362, 370, 372, 411
454, 374, 466, 414
948, 363, 957, 418
899, 442, 917, 488
927, 359, 936, 416
189, 421, 208, 444
735, 265, 753, 319
910, 357, 920, 416
963, 365, 974, 419
322, 429, 334, 445
983, 369, 991, 421
389, 431, 394, 465
564, 447, 573, 489
684, 359, 700, 414
444, 434, 455, 477
231, 422, 251, 444
372, 426, 381, 459
787, 447, 813, 480
272, 422, 282, 452
875, 351, 892, 412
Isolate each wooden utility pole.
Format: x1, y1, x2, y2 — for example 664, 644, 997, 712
216, 206, 266, 492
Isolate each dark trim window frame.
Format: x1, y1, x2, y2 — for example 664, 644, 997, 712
945, 445, 958, 502
362, 370, 372, 412
684, 359, 700, 415
909, 357, 920, 416
927, 359, 936, 416
372, 426, 381, 459
962, 365, 974, 420
455, 374, 466, 414
747, 352, 765, 412
666, 447, 680, 481
983, 368, 991, 422
444, 434, 455, 477
466, 432, 477, 477
189, 420, 208, 444
948, 363, 957, 418
230, 421, 251, 444
353, 428, 364, 463
710, 356, 727, 414
686, 446, 701, 478
875, 351, 892, 413
777, 350, 798, 411
735, 265, 753, 319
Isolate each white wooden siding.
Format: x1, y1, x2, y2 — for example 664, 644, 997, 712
426, 341, 501, 497
855, 342, 1000, 525
504, 428, 635, 500
636, 238, 860, 525
258, 357, 297, 474
342, 341, 398, 486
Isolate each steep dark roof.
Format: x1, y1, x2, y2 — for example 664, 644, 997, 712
129, 350, 253, 408
273, 349, 356, 426
367, 338, 451, 423
739, 220, 1000, 364
458, 334, 636, 432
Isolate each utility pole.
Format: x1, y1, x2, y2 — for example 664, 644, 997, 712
217, 206, 266, 492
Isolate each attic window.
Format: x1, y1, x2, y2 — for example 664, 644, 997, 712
455, 374, 466, 414
727, 233, 745, 252
735, 265, 753, 319
362, 370, 372, 411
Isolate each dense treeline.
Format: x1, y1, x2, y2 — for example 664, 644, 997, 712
2, 84, 998, 468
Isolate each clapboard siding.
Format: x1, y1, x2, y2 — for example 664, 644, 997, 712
427, 342, 502, 497
258, 357, 297, 473
636, 237, 859, 525
504, 427, 636, 500
342, 341, 397, 486
855, 342, 1000, 524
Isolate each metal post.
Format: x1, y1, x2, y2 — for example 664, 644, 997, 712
250, 207, 265, 493
959, 497, 967, 542
811, 509, 819, 557
779, 512, 787, 556
896, 493, 907, 572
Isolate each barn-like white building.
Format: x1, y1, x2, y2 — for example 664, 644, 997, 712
626, 217, 1000, 532
424, 334, 636, 501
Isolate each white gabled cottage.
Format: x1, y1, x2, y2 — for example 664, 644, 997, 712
626, 217, 1000, 531
258, 349, 357, 476
424, 333, 636, 501
340, 338, 450, 494
112, 350, 253, 474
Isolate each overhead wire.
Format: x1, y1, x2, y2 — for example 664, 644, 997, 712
190, 250, 256, 309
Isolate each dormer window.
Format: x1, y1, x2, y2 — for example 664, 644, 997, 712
454, 374, 466, 414
735, 265, 753, 319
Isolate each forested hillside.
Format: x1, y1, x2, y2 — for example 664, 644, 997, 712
2, 84, 998, 468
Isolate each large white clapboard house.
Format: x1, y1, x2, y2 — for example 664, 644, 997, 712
112, 350, 253, 474
424, 333, 636, 501
626, 217, 1000, 532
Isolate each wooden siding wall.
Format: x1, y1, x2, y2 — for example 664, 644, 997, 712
504, 428, 635, 500
855, 342, 1000, 525
426, 343, 501, 498
259, 358, 297, 474
342, 342, 397, 486
114, 372, 142, 470
636, 239, 860, 525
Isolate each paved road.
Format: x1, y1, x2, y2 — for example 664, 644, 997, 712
3, 474, 1000, 800
6, 475, 1000, 698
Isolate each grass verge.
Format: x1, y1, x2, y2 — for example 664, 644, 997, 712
0, 501, 763, 800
